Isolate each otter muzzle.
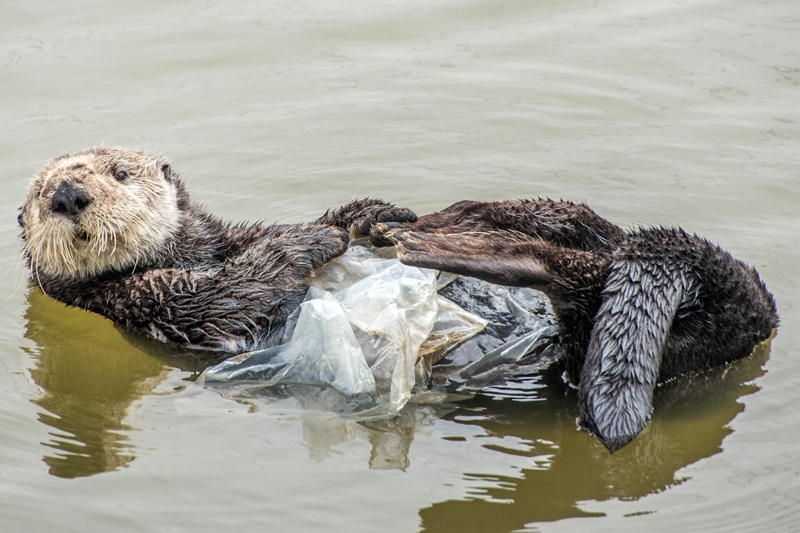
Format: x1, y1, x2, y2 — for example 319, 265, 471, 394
51, 181, 90, 220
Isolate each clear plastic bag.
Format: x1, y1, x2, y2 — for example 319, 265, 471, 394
201, 245, 560, 420
201, 246, 487, 418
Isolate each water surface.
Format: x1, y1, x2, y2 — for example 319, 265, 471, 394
2, 0, 799, 531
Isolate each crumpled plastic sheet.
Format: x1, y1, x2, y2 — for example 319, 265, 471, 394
433, 276, 561, 391
200, 245, 559, 420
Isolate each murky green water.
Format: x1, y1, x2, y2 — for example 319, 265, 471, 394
2, 0, 799, 531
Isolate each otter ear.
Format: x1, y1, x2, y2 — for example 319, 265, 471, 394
17, 211, 25, 228
160, 163, 173, 182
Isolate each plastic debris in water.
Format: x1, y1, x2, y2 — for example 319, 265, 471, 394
200, 245, 559, 420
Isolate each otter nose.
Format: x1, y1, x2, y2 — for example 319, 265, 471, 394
51, 181, 90, 218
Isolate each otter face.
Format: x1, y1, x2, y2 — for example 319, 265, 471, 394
20, 146, 181, 280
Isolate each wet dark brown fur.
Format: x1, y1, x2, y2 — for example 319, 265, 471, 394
375, 199, 779, 452
19, 147, 416, 354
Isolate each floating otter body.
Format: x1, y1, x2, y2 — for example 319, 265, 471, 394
19, 147, 416, 354
20, 150, 779, 451
377, 199, 779, 451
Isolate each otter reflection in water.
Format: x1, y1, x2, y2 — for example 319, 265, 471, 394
377, 199, 778, 451
24, 278, 773, 521
418, 338, 772, 531
24, 291, 167, 478
24, 289, 226, 479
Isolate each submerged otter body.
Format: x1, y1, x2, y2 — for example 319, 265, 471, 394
378, 199, 779, 451
19, 147, 416, 353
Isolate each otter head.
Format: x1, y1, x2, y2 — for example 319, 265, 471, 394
19, 146, 182, 280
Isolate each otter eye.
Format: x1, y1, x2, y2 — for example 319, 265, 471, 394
115, 170, 128, 182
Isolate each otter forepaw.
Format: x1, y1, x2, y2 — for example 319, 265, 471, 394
314, 198, 417, 238
368, 222, 407, 247
349, 206, 417, 239
311, 226, 350, 268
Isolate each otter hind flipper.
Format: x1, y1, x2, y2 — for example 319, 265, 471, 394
578, 258, 686, 453
392, 231, 554, 288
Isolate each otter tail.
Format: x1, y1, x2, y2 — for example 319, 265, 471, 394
578, 259, 685, 452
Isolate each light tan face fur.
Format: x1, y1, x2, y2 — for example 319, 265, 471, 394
20, 147, 181, 280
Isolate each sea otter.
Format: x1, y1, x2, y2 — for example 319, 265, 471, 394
18, 146, 417, 354
373, 199, 779, 452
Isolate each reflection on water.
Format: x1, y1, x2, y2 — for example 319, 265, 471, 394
21, 281, 777, 533
419, 340, 772, 532
24, 290, 168, 479
1, 0, 796, 528
261, 332, 770, 522
301, 406, 452, 470
219, 382, 457, 470
21, 277, 773, 516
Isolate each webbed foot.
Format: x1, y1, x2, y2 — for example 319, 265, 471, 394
384, 230, 554, 287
